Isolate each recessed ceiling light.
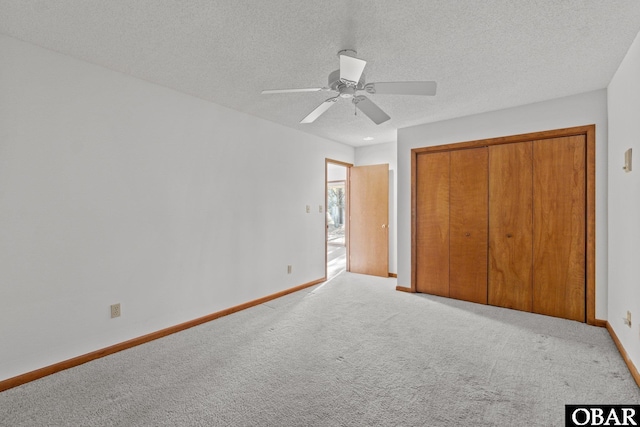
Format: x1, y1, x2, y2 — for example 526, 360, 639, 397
363, 136, 374, 141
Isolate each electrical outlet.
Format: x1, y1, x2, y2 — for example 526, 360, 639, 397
110, 303, 121, 318
306, 205, 310, 213
287, 265, 292, 274
319, 205, 323, 213
624, 311, 632, 328
624, 148, 632, 172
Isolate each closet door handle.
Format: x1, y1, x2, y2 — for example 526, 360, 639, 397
506, 233, 513, 238
464, 232, 471, 237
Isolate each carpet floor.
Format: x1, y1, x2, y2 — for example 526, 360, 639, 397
1, 272, 639, 426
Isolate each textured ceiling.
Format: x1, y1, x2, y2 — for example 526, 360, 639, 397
2, 1, 640, 147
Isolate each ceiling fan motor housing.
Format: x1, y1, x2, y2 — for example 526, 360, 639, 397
328, 69, 365, 97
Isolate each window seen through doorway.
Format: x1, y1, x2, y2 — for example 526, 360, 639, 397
327, 181, 346, 246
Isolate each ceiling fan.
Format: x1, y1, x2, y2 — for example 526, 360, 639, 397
262, 50, 437, 125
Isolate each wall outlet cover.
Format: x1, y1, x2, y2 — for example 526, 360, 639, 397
625, 310, 632, 327
624, 148, 632, 172
111, 303, 121, 318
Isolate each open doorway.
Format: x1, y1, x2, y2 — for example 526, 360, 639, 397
326, 160, 351, 279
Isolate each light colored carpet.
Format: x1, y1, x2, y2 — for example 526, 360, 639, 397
327, 243, 346, 279
1, 272, 639, 426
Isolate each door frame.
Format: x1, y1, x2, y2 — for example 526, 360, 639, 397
410, 125, 597, 325
325, 159, 353, 279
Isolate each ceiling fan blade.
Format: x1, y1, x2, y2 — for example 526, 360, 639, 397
262, 87, 327, 94
339, 55, 367, 84
364, 81, 437, 96
300, 97, 339, 124
353, 96, 390, 125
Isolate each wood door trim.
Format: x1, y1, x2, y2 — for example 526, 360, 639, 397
586, 129, 596, 325
411, 150, 417, 291
411, 125, 596, 324
411, 125, 595, 154
325, 159, 353, 278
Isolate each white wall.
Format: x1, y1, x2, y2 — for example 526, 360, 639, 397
607, 30, 640, 370
397, 90, 609, 319
0, 35, 354, 382
355, 142, 397, 274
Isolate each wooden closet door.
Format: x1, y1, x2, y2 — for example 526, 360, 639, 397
450, 148, 488, 304
533, 135, 586, 322
415, 152, 450, 296
488, 142, 533, 311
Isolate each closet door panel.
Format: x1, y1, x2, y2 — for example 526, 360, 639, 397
416, 152, 450, 296
488, 142, 533, 311
450, 148, 488, 304
533, 136, 586, 322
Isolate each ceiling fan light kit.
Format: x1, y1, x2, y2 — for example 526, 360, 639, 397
262, 50, 437, 125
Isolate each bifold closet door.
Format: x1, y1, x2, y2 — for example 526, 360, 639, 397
449, 148, 488, 304
488, 142, 534, 311
533, 136, 586, 322
415, 151, 450, 296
